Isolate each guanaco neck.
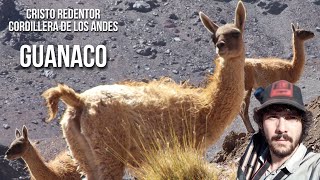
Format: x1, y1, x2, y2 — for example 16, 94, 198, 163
199, 52, 245, 147
290, 34, 306, 82
204, 53, 245, 104
22, 143, 57, 180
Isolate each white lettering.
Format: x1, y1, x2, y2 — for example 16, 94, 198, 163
19, 45, 108, 68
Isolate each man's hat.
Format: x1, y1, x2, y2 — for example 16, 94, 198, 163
254, 80, 306, 113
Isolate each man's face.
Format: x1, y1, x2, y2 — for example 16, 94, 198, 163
262, 106, 302, 158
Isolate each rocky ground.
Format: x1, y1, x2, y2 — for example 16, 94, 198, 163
0, 0, 319, 179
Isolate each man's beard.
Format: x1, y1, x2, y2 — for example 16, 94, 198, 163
268, 134, 299, 158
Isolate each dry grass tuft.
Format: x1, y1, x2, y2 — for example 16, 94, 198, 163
127, 123, 237, 180
133, 144, 218, 180
104, 111, 237, 180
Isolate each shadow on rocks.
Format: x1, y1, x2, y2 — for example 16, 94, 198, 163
0, 144, 30, 180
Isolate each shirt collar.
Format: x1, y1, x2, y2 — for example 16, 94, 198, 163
281, 143, 307, 173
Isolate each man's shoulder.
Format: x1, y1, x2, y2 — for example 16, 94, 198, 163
291, 150, 320, 179
295, 144, 320, 166
303, 150, 320, 165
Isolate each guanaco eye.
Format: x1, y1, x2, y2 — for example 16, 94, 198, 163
15, 144, 22, 149
211, 34, 217, 44
231, 32, 240, 38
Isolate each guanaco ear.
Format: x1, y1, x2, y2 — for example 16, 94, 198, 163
199, 11, 219, 34
291, 23, 296, 32
235, 1, 246, 32
15, 129, 21, 138
22, 125, 28, 140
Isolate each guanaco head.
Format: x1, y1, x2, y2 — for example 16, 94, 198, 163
199, 1, 246, 59
5, 125, 31, 160
291, 23, 315, 41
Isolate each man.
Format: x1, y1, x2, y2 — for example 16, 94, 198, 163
237, 80, 320, 180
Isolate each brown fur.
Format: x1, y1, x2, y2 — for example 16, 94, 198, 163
4, 126, 81, 180
42, 2, 246, 179
240, 23, 315, 132
41, 84, 99, 179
